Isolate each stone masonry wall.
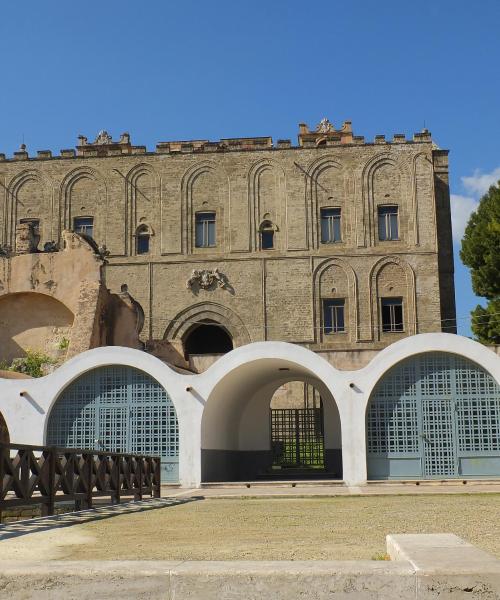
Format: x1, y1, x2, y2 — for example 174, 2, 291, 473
0, 124, 456, 363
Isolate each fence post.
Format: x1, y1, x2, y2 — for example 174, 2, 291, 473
111, 455, 121, 505
135, 458, 142, 501
154, 458, 161, 498
41, 448, 56, 517
85, 453, 93, 510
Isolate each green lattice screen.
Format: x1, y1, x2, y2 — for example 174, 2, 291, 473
46, 366, 179, 482
367, 352, 500, 479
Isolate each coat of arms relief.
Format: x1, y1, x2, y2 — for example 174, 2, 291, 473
186, 268, 232, 293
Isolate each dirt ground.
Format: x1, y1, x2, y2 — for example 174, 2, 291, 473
11, 493, 496, 562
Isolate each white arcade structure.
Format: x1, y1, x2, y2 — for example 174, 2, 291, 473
1, 333, 500, 486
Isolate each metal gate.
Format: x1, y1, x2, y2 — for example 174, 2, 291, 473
367, 352, 500, 479
46, 366, 179, 482
270, 408, 324, 469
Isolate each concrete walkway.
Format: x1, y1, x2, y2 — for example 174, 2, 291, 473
163, 479, 500, 498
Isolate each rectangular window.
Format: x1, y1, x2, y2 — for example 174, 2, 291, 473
320, 208, 342, 243
195, 212, 216, 248
261, 229, 274, 250
74, 216, 94, 238
381, 297, 404, 332
378, 206, 399, 241
323, 299, 346, 334
19, 218, 40, 235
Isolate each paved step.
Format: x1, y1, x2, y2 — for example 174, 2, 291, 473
200, 480, 345, 488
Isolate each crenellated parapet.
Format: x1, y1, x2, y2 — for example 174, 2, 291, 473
0, 120, 438, 162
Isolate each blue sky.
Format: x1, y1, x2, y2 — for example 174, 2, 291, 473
1, 0, 499, 336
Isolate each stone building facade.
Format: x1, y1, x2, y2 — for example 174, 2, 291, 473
0, 120, 456, 373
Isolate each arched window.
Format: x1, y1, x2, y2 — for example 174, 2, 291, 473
259, 220, 275, 250
136, 225, 151, 254
47, 365, 179, 482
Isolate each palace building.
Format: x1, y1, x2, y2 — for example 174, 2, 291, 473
1, 120, 499, 485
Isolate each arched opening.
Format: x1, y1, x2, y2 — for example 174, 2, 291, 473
269, 383, 341, 477
201, 357, 342, 482
0, 411, 10, 444
0, 292, 74, 363
46, 365, 179, 482
366, 352, 500, 479
135, 225, 150, 254
183, 321, 233, 358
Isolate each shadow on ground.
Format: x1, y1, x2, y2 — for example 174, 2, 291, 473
0, 496, 203, 541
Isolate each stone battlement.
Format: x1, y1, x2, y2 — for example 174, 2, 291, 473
0, 120, 436, 162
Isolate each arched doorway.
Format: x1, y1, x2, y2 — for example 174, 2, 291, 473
269, 382, 340, 477
0, 411, 9, 444
366, 352, 500, 479
46, 365, 179, 481
183, 321, 233, 358
201, 357, 342, 482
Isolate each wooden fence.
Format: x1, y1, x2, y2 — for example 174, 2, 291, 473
0, 443, 161, 521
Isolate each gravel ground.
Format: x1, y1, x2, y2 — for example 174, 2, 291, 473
49, 493, 500, 561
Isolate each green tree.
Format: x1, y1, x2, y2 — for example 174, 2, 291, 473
460, 181, 500, 343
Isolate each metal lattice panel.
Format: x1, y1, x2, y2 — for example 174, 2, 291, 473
367, 352, 500, 479
271, 408, 324, 468
367, 359, 419, 455
46, 366, 179, 481
422, 397, 455, 477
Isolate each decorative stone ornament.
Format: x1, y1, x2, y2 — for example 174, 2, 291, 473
186, 268, 230, 291
316, 117, 334, 133
94, 130, 113, 145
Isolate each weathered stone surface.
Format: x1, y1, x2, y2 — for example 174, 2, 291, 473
0, 122, 456, 372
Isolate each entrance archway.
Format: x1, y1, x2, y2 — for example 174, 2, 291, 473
183, 321, 233, 358
0, 411, 9, 444
270, 383, 337, 476
201, 354, 342, 482
46, 365, 179, 481
366, 352, 500, 479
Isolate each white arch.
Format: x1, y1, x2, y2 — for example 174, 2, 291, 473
195, 342, 350, 482
352, 333, 500, 483
359, 333, 500, 411
0, 346, 201, 487
1, 334, 499, 487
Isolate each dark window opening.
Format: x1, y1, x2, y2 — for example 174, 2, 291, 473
260, 220, 275, 250
378, 205, 399, 241
136, 226, 150, 254
323, 299, 346, 334
381, 297, 404, 332
195, 212, 216, 247
320, 208, 341, 243
74, 216, 94, 239
184, 321, 233, 357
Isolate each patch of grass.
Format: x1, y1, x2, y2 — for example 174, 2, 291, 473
371, 552, 390, 561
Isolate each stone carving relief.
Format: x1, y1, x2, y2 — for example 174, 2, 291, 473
316, 118, 334, 133
186, 268, 232, 293
94, 130, 113, 145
